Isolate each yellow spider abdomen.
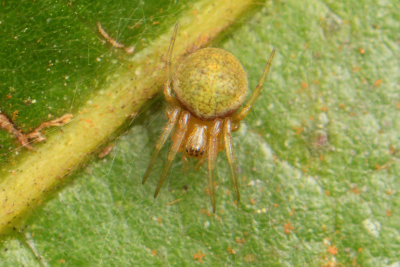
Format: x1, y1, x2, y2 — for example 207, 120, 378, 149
172, 48, 248, 119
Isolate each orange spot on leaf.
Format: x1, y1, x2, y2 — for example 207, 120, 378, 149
350, 186, 360, 195
193, 251, 206, 263
293, 121, 305, 136
226, 246, 236, 255
235, 237, 246, 244
289, 208, 295, 216
327, 245, 338, 255
284, 222, 294, 234
374, 79, 382, 87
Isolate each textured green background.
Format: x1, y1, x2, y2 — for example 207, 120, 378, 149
1, 0, 399, 266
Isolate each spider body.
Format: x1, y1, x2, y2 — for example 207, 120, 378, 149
142, 25, 275, 212
173, 47, 248, 119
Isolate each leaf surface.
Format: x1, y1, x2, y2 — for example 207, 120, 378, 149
1, 0, 399, 266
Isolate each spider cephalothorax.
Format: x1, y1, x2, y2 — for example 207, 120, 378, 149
142, 25, 275, 212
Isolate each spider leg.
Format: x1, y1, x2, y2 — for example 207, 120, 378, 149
164, 24, 179, 106
223, 119, 240, 203
142, 107, 180, 184
208, 119, 223, 213
194, 157, 205, 170
154, 111, 190, 198
182, 153, 189, 172
233, 48, 276, 122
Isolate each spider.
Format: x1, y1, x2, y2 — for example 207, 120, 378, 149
141, 24, 276, 212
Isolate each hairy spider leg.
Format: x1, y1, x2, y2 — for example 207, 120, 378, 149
164, 23, 179, 106
154, 111, 190, 198
194, 157, 205, 170
142, 107, 181, 184
223, 119, 240, 202
208, 119, 223, 213
233, 48, 276, 122
143, 24, 181, 185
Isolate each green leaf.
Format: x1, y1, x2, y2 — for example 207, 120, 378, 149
1, 0, 400, 266
0, 0, 253, 230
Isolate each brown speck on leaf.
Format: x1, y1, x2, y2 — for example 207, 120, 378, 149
327, 245, 338, 255
226, 246, 236, 255
375, 161, 391, 171
284, 222, 294, 234
167, 198, 182, 206
235, 237, 246, 244
98, 144, 114, 159
386, 189, 393, 196
1, 113, 31, 149
374, 79, 382, 87
350, 186, 360, 195
389, 144, 396, 155
193, 251, 206, 263
25, 113, 73, 143
199, 209, 212, 217
313, 131, 328, 148
244, 254, 256, 263
289, 208, 295, 216
293, 120, 305, 136
97, 22, 135, 54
